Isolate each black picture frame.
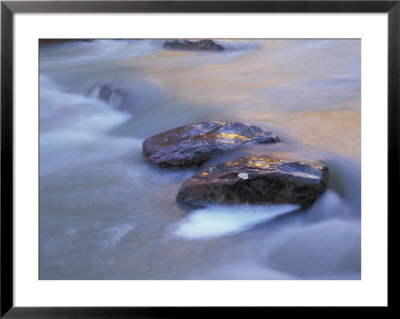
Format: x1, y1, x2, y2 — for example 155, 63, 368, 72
1, 1, 397, 317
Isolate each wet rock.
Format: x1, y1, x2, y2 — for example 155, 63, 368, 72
96, 83, 125, 110
163, 39, 224, 51
142, 122, 280, 168
176, 156, 329, 206
97, 83, 115, 103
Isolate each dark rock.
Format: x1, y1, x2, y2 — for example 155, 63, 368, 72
142, 122, 280, 168
96, 83, 125, 110
176, 156, 329, 206
163, 39, 224, 51
97, 83, 115, 103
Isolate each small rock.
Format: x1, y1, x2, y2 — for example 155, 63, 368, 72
97, 83, 114, 103
96, 83, 125, 110
163, 39, 224, 51
142, 122, 279, 168
176, 156, 329, 206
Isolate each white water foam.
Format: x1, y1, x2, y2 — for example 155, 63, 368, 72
173, 204, 299, 240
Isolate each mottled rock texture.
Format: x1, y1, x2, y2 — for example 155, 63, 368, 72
142, 122, 280, 168
176, 156, 329, 206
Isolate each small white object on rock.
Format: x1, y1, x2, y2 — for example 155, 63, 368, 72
238, 173, 249, 179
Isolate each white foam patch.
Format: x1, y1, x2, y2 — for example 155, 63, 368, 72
173, 204, 299, 240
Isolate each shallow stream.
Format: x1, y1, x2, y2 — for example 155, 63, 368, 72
39, 39, 361, 279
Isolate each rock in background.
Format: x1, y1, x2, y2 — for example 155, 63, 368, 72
163, 39, 224, 51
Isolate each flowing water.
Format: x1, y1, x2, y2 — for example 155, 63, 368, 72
39, 39, 361, 280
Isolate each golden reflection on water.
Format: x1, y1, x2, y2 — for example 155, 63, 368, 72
251, 108, 361, 161
126, 40, 361, 161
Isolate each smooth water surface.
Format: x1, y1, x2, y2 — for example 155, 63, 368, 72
39, 39, 361, 279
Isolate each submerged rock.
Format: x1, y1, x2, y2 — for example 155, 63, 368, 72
163, 39, 224, 51
96, 83, 125, 110
97, 83, 116, 103
142, 122, 280, 168
265, 220, 360, 277
176, 156, 329, 206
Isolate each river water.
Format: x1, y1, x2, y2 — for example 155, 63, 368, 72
39, 39, 361, 280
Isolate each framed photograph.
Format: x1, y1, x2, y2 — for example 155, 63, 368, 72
1, 0, 396, 317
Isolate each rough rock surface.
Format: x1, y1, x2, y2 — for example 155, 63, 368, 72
163, 39, 224, 51
142, 122, 280, 168
176, 156, 329, 206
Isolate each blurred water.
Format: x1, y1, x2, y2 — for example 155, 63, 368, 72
39, 39, 361, 280
172, 204, 301, 239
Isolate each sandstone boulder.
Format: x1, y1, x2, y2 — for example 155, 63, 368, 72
142, 122, 280, 168
176, 156, 329, 206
